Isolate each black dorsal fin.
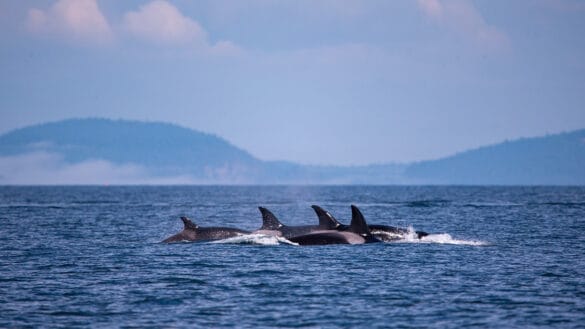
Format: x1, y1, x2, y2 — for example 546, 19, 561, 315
311, 205, 342, 229
258, 207, 284, 230
180, 216, 199, 231
349, 205, 371, 236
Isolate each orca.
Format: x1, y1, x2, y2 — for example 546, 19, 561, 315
162, 216, 250, 243
253, 206, 335, 239
311, 205, 429, 241
369, 224, 429, 241
288, 205, 380, 245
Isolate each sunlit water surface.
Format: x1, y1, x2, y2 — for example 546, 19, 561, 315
1, 186, 584, 328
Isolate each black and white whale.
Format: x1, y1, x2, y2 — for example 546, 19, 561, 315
311, 205, 429, 241
253, 206, 337, 239
288, 205, 380, 245
253, 205, 379, 245
162, 216, 250, 243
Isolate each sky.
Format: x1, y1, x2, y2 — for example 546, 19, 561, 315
1, 0, 584, 166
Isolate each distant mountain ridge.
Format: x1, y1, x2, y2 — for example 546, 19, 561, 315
0, 118, 583, 184
405, 129, 585, 185
0, 118, 258, 166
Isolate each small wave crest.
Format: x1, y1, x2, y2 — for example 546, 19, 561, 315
392, 227, 488, 246
210, 234, 298, 246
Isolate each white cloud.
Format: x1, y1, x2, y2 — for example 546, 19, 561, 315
417, 0, 443, 18
26, 0, 112, 45
122, 0, 207, 45
209, 40, 243, 56
24, 0, 240, 54
0, 152, 198, 185
417, 0, 509, 52
122, 0, 240, 54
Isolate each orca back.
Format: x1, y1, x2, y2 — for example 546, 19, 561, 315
311, 205, 343, 229
180, 216, 199, 231
258, 207, 284, 230
349, 205, 379, 243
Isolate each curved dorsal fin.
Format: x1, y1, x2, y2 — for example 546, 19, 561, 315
180, 216, 199, 231
349, 205, 371, 235
258, 207, 284, 230
311, 205, 342, 228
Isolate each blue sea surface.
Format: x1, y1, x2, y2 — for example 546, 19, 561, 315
1, 186, 584, 328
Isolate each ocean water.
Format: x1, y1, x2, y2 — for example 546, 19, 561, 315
1, 186, 584, 328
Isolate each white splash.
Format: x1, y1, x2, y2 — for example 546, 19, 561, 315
393, 226, 488, 246
419, 233, 487, 246
211, 234, 298, 246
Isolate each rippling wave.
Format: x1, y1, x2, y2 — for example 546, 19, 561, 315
0, 186, 583, 328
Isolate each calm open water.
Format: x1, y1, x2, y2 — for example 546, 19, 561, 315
1, 186, 584, 328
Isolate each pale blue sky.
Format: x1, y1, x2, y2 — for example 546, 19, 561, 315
1, 0, 584, 165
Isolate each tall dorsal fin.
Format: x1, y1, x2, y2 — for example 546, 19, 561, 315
311, 205, 342, 228
258, 207, 284, 230
180, 216, 199, 231
349, 205, 371, 235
